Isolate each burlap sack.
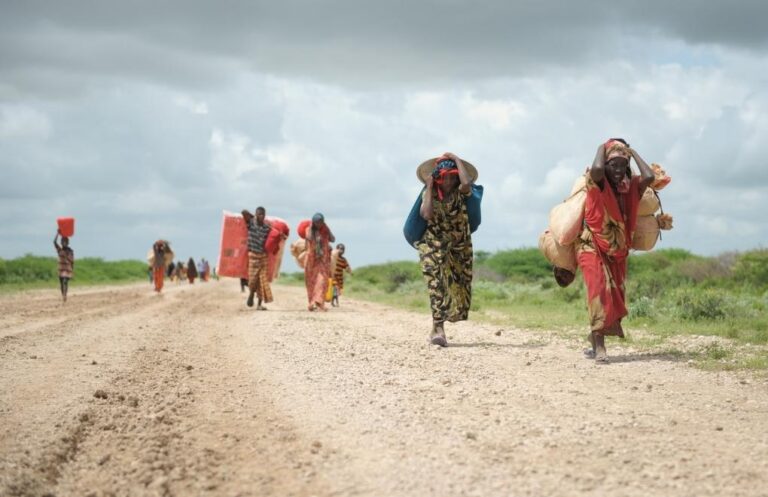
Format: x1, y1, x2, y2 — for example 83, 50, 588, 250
549, 175, 587, 245
638, 188, 661, 216
632, 215, 660, 251
146, 247, 174, 267
290, 239, 308, 269
538, 230, 577, 272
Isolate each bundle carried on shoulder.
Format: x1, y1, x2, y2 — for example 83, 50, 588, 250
146, 240, 174, 268
548, 174, 587, 246
632, 163, 674, 251
538, 230, 577, 272
290, 238, 308, 269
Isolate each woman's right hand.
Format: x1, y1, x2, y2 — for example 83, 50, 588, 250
425, 175, 434, 189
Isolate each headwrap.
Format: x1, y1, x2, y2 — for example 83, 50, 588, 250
311, 213, 326, 258
604, 140, 632, 193
605, 140, 631, 162
431, 157, 459, 200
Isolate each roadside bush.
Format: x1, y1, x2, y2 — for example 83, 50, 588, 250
732, 249, 768, 291
481, 248, 551, 282
674, 289, 734, 321
629, 295, 655, 319
352, 261, 421, 292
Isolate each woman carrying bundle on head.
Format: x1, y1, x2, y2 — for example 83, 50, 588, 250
577, 139, 654, 363
416, 153, 478, 347
53, 230, 75, 303
302, 213, 335, 311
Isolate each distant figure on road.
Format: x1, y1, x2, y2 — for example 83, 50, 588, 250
187, 257, 198, 284
302, 213, 335, 311
53, 230, 74, 303
416, 153, 478, 347
151, 240, 170, 293
197, 259, 205, 282
577, 139, 654, 363
175, 260, 184, 283
242, 207, 273, 310
331, 243, 352, 307
167, 261, 176, 281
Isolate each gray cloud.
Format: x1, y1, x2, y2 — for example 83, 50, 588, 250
3, 1, 768, 100
1, 1, 768, 267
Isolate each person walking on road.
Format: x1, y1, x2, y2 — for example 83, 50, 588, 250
416, 153, 478, 347
53, 230, 74, 303
242, 207, 273, 310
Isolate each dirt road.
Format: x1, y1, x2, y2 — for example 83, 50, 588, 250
1, 281, 766, 496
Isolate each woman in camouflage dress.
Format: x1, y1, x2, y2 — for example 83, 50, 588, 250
416, 153, 477, 347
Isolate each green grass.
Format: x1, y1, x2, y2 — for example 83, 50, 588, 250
342, 247, 768, 372
0, 254, 149, 290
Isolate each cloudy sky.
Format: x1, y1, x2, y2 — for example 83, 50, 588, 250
1, 1, 767, 268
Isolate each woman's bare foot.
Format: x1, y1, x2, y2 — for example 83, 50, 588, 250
583, 332, 596, 359
429, 321, 447, 347
594, 333, 609, 363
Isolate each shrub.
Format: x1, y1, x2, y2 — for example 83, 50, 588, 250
732, 249, 768, 291
629, 296, 655, 319
481, 248, 551, 282
674, 289, 733, 321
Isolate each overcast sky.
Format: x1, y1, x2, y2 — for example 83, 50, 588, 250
1, 1, 767, 268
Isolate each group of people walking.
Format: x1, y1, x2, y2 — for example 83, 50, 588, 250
241, 209, 353, 312
52, 140, 662, 363
148, 240, 214, 293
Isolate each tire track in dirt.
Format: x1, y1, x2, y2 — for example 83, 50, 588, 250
1, 282, 767, 496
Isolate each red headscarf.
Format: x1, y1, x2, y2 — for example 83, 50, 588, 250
432, 156, 459, 200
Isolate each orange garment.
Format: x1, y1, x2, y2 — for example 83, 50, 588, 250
303, 224, 332, 307
576, 174, 641, 333
153, 267, 164, 292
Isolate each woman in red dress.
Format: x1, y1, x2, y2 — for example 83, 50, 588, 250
577, 139, 654, 363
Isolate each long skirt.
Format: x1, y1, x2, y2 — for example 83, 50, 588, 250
577, 250, 628, 334
305, 259, 329, 306
248, 252, 273, 303
153, 267, 164, 292
417, 238, 473, 323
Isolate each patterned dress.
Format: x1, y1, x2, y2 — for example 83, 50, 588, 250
576, 175, 641, 333
416, 188, 473, 323
304, 225, 332, 307
333, 255, 351, 293
57, 247, 74, 278
247, 219, 273, 303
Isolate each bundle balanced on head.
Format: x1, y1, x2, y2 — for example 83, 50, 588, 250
53, 230, 74, 303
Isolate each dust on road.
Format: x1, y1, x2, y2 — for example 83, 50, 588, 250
1, 281, 766, 496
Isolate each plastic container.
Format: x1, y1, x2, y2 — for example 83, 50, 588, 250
217, 211, 249, 279
57, 217, 75, 237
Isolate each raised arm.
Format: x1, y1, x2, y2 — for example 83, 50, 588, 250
590, 143, 607, 183
629, 147, 655, 196
241, 209, 254, 224
53, 230, 61, 251
420, 175, 434, 220
444, 152, 472, 194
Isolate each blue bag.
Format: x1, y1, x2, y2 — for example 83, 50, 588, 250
403, 184, 483, 248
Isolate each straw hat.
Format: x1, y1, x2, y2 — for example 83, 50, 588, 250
417, 156, 478, 184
